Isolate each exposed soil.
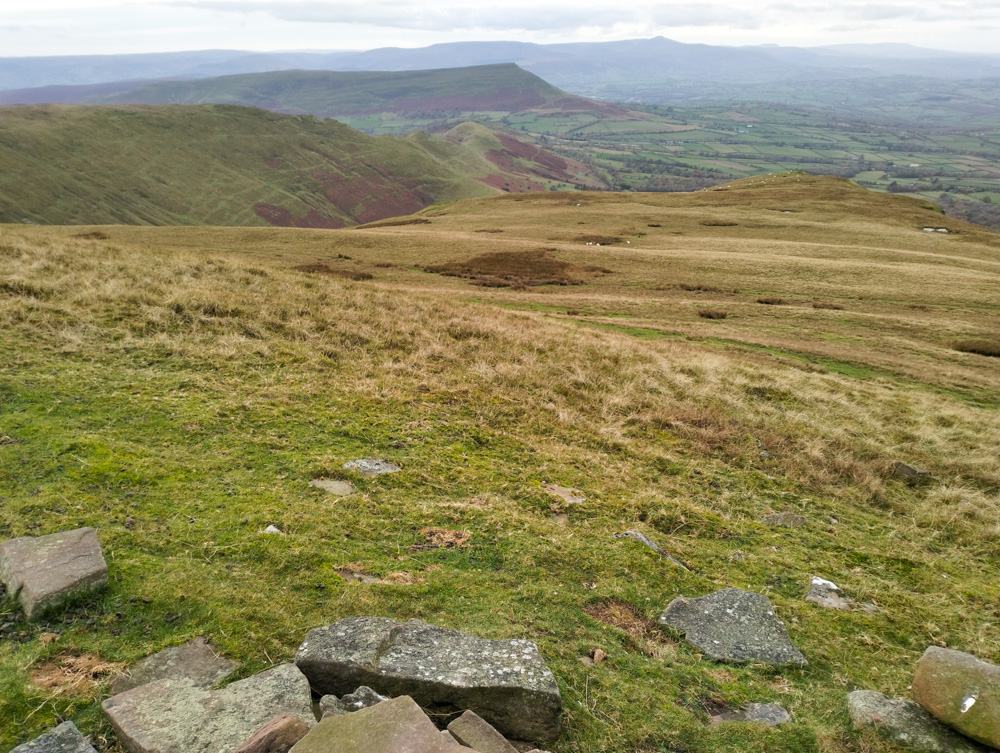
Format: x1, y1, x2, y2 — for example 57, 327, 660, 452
414, 528, 471, 550
425, 248, 586, 287
584, 598, 655, 641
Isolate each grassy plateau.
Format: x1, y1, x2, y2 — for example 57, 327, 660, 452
1, 174, 999, 752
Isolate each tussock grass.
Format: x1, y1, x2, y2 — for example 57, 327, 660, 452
698, 309, 729, 319
2, 177, 1000, 752
953, 339, 1000, 358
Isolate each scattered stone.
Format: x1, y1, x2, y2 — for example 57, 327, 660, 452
711, 703, 791, 726
103, 663, 315, 753
319, 694, 348, 718
110, 636, 236, 695
124, 516, 135, 530
334, 568, 380, 584
658, 588, 807, 667
339, 686, 388, 711
892, 461, 931, 485
309, 479, 355, 496
611, 531, 689, 571
235, 716, 311, 753
295, 617, 562, 742
848, 690, 987, 753
448, 710, 519, 753
11, 721, 98, 753
805, 577, 852, 611
289, 695, 469, 753
762, 512, 806, 528
912, 646, 1000, 748
579, 647, 608, 667
263, 525, 285, 535
342, 459, 400, 477
0, 527, 108, 620
541, 484, 585, 505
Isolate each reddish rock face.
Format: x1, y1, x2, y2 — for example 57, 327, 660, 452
235, 716, 310, 753
912, 646, 1000, 748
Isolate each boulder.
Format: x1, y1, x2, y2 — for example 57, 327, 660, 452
289, 695, 470, 753
657, 588, 807, 667
11, 722, 98, 753
234, 716, 311, 753
295, 618, 562, 742
0, 528, 108, 620
342, 459, 400, 477
447, 710, 519, 753
110, 636, 237, 694
102, 663, 314, 753
893, 461, 931, 485
912, 646, 1000, 748
848, 690, 986, 753
805, 577, 852, 611
711, 703, 790, 726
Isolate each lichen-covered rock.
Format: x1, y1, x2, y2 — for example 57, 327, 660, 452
102, 663, 314, 753
658, 588, 807, 667
805, 577, 852, 611
847, 690, 986, 753
0, 528, 108, 620
761, 512, 806, 528
295, 618, 562, 742
289, 695, 470, 753
111, 636, 236, 694
447, 710, 519, 753
711, 703, 790, 726
11, 722, 97, 753
912, 646, 1000, 748
341, 459, 400, 477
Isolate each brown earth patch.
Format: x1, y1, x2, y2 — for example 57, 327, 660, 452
425, 249, 585, 287
584, 598, 655, 641
414, 528, 471, 550
31, 652, 122, 696
264, 156, 285, 168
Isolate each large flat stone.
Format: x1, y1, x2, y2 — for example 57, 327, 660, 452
711, 703, 790, 726
0, 528, 108, 620
658, 588, 807, 667
912, 646, 1000, 748
102, 663, 314, 753
290, 695, 470, 753
295, 618, 562, 742
111, 636, 237, 694
11, 722, 98, 753
848, 690, 986, 753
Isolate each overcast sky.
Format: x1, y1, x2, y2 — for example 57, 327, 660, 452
3, 0, 999, 57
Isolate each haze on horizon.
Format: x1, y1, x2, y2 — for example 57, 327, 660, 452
2, 0, 999, 58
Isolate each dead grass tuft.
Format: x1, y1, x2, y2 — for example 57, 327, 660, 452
71, 231, 111, 240
954, 339, 1000, 358
757, 297, 786, 305
698, 310, 728, 320
416, 528, 471, 550
584, 598, 655, 641
31, 652, 122, 696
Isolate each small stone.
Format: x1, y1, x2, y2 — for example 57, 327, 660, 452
124, 516, 135, 530
342, 459, 400, 477
762, 512, 806, 528
11, 721, 98, 753
110, 636, 237, 695
591, 648, 608, 664
541, 484, 585, 505
0, 527, 108, 620
339, 686, 388, 711
658, 588, 807, 667
263, 525, 285, 535
234, 716, 311, 753
448, 709, 519, 753
309, 479, 355, 496
319, 695, 347, 718
912, 646, 1000, 748
805, 577, 852, 611
892, 461, 931, 485
728, 551, 745, 562
711, 703, 791, 726
848, 689, 986, 753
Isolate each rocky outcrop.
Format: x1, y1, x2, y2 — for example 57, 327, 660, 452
295, 618, 562, 741
658, 588, 807, 667
110, 636, 236, 694
102, 663, 314, 753
847, 690, 986, 753
912, 646, 1000, 748
11, 722, 98, 753
805, 577, 852, 611
0, 528, 108, 620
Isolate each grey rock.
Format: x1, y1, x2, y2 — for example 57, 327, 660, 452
342, 459, 400, 477
295, 618, 562, 742
102, 663, 314, 753
762, 512, 806, 528
308, 479, 355, 496
658, 588, 807, 667
441, 731, 460, 745
805, 577, 852, 611
11, 722, 98, 753
893, 461, 931, 485
0, 528, 108, 620
447, 709, 519, 753
912, 646, 1000, 748
340, 686, 388, 712
289, 695, 470, 753
319, 695, 348, 718
711, 703, 790, 726
847, 690, 986, 753
111, 636, 237, 694
234, 716, 310, 753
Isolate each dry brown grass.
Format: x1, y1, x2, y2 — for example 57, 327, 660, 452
697, 309, 728, 319
953, 339, 1000, 357
425, 248, 584, 287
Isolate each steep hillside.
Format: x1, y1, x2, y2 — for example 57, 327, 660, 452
2, 176, 999, 751
0, 104, 603, 226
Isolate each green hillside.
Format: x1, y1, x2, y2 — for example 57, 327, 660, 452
0, 104, 601, 227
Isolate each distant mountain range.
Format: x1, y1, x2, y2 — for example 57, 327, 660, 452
2, 37, 998, 101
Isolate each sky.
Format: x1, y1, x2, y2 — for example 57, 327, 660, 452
2, 0, 999, 57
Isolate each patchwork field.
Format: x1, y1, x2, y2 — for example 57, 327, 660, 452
2, 175, 999, 752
